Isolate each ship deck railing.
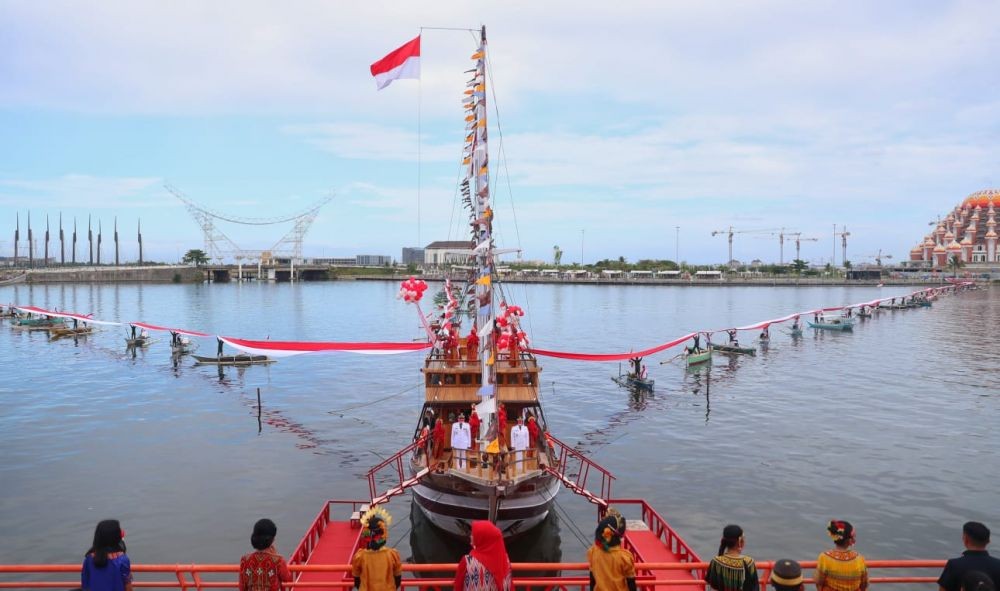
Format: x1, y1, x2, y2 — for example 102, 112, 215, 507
0, 559, 953, 590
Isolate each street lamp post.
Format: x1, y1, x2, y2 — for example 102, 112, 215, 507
675, 226, 680, 264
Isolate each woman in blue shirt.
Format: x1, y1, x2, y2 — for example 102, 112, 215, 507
81, 519, 132, 591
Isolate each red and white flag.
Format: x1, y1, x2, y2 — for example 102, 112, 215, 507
370, 35, 420, 90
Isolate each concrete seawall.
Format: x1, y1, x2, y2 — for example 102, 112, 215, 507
20, 265, 203, 284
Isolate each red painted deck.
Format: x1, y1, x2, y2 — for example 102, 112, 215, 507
296, 519, 360, 590
624, 523, 703, 591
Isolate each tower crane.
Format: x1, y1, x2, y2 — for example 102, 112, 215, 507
835, 226, 851, 267
856, 250, 893, 267
711, 226, 780, 269
763, 228, 799, 265
791, 235, 819, 261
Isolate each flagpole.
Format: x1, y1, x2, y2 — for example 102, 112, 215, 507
417, 40, 422, 250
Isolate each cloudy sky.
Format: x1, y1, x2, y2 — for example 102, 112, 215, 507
1, 1, 998, 265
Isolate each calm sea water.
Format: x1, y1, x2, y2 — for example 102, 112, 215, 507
0, 281, 996, 569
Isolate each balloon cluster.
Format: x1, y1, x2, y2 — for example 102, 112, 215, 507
496, 305, 528, 349
397, 277, 429, 303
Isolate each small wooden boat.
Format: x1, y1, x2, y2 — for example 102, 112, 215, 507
612, 373, 655, 391
193, 354, 275, 366
808, 318, 854, 331
14, 316, 65, 329
857, 311, 873, 318
125, 336, 153, 348
50, 326, 95, 338
789, 327, 803, 337
684, 347, 712, 367
710, 342, 757, 356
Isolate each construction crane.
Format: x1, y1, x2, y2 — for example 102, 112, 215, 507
763, 228, 799, 265
835, 226, 851, 267
856, 250, 894, 267
711, 226, 780, 268
791, 235, 819, 261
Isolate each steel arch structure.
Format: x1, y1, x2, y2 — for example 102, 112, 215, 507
166, 184, 334, 264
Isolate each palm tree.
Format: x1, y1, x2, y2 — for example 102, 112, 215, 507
791, 259, 808, 275
947, 255, 964, 278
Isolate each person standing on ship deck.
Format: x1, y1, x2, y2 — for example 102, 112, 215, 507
705, 524, 758, 591
939, 522, 1000, 591
431, 418, 446, 471
815, 520, 868, 591
465, 327, 479, 362
239, 519, 291, 591
81, 519, 132, 591
510, 416, 529, 474
588, 508, 635, 591
453, 521, 512, 591
451, 413, 471, 469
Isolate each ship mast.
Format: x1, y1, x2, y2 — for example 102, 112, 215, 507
468, 26, 495, 397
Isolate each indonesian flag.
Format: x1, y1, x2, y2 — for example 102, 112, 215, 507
370, 35, 420, 90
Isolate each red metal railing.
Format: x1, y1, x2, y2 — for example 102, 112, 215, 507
0, 560, 950, 590
289, 500, 368, 566
544, 434, 615, 505
366, 439, 425, 504
609, 498, 703, 576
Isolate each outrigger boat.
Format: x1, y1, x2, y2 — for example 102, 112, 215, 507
710, 342, 757, 356
50, 323, 95, 338
612, 357, 655, 391
13, 315, 65, 330
808, 315, 855, 331
684, 344, 712, 368
192, 354, 274, 366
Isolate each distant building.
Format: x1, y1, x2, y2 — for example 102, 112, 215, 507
309, 257, 356, 266
401, 247, 425, 265
910, 189, 1000, 268
424, 241, 472, 266
356, 254, 393, 266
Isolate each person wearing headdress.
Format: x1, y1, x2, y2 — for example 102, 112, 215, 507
453, 521, 512, 591
770, 559, 804, 591
510, 416, 529, 474
816, 520, 868, 591
587, 508, 635, 591
351, 508, 401, 591
452, 412, 471, 470
497, 403, 508, 446
705, 524, 758, 591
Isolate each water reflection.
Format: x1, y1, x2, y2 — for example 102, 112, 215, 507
408, 502, 562, 576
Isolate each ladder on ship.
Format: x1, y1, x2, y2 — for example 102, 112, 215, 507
366, 438, 428, 506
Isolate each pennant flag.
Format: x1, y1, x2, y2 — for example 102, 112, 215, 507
475, 274, 492, 286
370, 35, 421, 90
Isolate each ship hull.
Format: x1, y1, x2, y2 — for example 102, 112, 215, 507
410, 475, 560, 539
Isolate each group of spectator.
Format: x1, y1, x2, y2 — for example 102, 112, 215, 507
76, 516, 1000, 591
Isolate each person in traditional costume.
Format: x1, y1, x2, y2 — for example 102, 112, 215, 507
510, 416, 529, 473
238, 518, 291, 591
507, 333, 519, 367
432, 418, 445, 468
526, 415, 539, 458
351, 508, 401, 591
451, 413, 471, 470
587, 508, 635, 591
465, 327, 479, 362
705, 524, 758, 591
816, 520, 868, 591
469, 405, 481, 441
498, 403, 508, 446
453, 521, 512, 591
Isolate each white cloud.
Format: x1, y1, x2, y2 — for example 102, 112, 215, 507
0, 174, 165, 208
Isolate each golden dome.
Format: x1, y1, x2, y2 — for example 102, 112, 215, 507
961, 189, 1000, 209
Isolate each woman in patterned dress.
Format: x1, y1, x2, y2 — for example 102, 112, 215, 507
239, 519, 291, 591
815, 520, 868, 591
705, 524, 758, 591
453, 521, 512, 591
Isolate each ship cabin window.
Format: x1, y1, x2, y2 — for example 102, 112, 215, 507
522, 373, 535, 385
460, 374, 473, 385
428, 373, 442, 386
444, 374, 457, 385
475, 374, 482, 385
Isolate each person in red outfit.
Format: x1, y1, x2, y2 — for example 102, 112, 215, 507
526, 416, 539, 458
465, 328, 479, 362
239, 519, 291, 591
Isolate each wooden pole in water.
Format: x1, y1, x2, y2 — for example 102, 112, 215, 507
257, 387, 262, 433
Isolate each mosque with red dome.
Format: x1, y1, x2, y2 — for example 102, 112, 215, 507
909, 189, 1000, 268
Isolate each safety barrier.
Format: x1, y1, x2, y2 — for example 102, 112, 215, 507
0, 559, 948, 590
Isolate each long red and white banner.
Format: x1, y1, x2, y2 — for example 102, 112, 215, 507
14, 305, 120, 326
219, 336, 433, 358
130, 321, 210, 338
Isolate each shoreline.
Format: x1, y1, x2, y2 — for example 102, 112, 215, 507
1, 266, 984, 287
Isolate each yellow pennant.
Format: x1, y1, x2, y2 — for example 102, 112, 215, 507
471, 51, 484, 60
485, 438, 499, 454
475, 275, 491, 286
